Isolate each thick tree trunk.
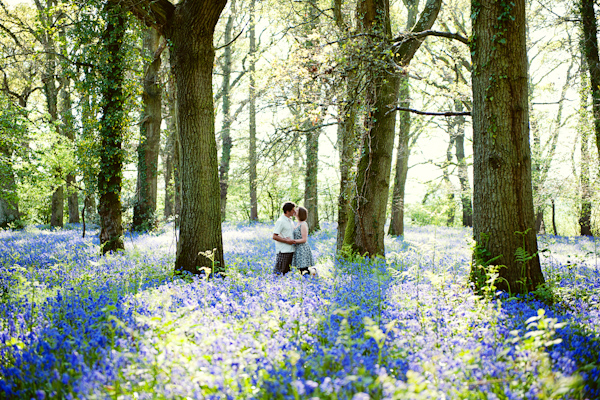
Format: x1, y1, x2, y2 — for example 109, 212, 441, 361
344, 0, 441, 257
581, 0, 600, 162
133, 28, 162, 231
119, 0, 228, 272
169, 3, 226, 273
388, 76, 411, 237
470, 0, 544, 293
219, 1, 235, 221
98, 3, 126, 253
249, 0, 258, 221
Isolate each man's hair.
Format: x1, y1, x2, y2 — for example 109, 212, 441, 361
297, 206, 308, 222
282, 201, 296, 213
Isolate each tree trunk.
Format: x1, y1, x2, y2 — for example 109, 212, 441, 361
60, 78, 79, 224
335, 71, 360, 252
0, 145, 20, 229
133, 28, 162, 231
443, 134, 456, 226
551, 198, 557, 235
581, 0, 600, 162
59, 27, 79, 224
344, 0, 441, 257
388, 75, 411, 237
43, 27, 63, 229
470, 0, 544, 293
305, 125, 320, 232
163, 116, 175, 219
169, 3, 226, 273
120, 0, 228, 273
454, 103, 472, 227
98, 3, 126, 253
219, 0, 236, 221
249, 0, 258, 221
388, 0, 419, 237
579, 125, 593, 236
164, 70, 178, 219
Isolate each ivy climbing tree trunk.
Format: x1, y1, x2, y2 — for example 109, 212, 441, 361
470, 0, 544, 293
248, 0, 258, 221
133, 27, 162, 231
118, 0, 226, 273
97, 2, 127, 253
344, 0, 441, 257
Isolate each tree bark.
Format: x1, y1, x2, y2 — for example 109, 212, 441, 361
58, 26, 79, 224
133, 28, 162, 231
344, 0, 441, 257
163, 70, 178, 219
98, 3, 127, 253
454, 101, 472, 227
249, 0, 258, 221
118, 0, 227, 273
579, 124, 593, 236
388, 0, 419, 237
219, 1, 235, 221
0, 144, 20, 229
388, 75, 411, 236
470, 0, 544, 293
581, 0, 600, 163
38, 1, 63, 229
305, 124, 320, 232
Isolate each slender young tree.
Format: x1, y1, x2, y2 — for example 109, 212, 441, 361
133, 27, 163, 231
248, 0, 258, 221
117, 0, 227, 273
470, 0, 545, 293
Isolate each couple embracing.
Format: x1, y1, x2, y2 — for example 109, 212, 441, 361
272, 201, 316, 276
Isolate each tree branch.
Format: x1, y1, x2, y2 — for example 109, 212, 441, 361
390, 106, 471, 117
114, 0, 175, 35
394, 29, 470, 47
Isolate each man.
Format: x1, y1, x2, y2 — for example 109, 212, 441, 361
272, 201, 297, 274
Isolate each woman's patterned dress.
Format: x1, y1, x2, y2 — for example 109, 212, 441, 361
291, 222, 314, 274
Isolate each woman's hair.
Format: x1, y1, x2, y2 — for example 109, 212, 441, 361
297, 206, 308, 222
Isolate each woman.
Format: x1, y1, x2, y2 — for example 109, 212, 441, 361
291, 206, 316, 276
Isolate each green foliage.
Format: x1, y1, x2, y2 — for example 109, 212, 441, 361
470, 232, 506, 296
